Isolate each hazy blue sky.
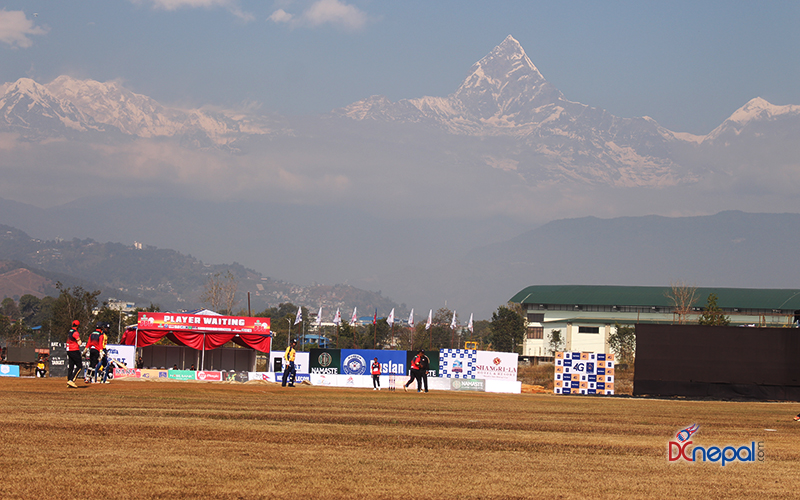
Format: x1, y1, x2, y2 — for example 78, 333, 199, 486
2, 1, 799, 134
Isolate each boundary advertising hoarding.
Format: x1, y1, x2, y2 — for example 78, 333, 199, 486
309, 348, 341, 374
106, 345, 135, 369
0, 364, 20, 377
270, 351, 310, 373
440, 349, 519, 381
342, 349, 407, 375
404, 350, 440, 377
554, 351, 615, 395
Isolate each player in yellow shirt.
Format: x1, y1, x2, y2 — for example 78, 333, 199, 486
281, 339, 297, 387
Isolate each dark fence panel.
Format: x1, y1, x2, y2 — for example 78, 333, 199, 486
634, 324, 800, 400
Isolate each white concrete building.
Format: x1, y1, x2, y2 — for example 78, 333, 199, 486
510, 285, 800, 362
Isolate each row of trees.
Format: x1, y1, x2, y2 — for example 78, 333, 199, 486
666, 282, 730, 326
198, 271, 528, 353
0, 282, 159, 348
254, 303, 526, 353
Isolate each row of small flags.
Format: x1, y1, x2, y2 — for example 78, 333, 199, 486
294, 306, 474, 333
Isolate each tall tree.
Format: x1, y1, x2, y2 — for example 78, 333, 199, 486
201, 270, 238, 314
548, 329, 564, 355
665, 281, 698, 324
698, 293, 730, 326
609, 324, 636, 365
50, 282, 101, 340
1, 298, 20, 321
489, 304, 525, 354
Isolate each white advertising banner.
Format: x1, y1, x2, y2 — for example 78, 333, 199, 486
440, 349, 519, 381
270, 351, 310, 373
474, 351, 518, 381
106, 344, 135, 369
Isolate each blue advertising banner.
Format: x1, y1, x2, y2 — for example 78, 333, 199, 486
340, 349, 407, 375
0, 364, 21, 377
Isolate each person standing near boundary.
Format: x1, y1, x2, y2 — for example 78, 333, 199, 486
418, 350, 430, 393
403, 351, 422, 392
91, 323, 109, 383
282, 339, 297, 387
66, 320, 83, 388
371, 357, 381, 390
85, 323, 103, 383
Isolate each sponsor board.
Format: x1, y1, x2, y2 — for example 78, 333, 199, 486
440, 349, 477, 378
404, 350, 439, 377
168, 370, 197, 381
554, 351, 614, 395
343, 349, 409, 375
196, 371, 222, 382
105, 345, 136, 369
474, 351, 518, 381
248, 372, 280, 383
270, 351, 310, 373
0, 364, 20, 377
450, 378, 485, 392
222, 371, 250, 383
114, 368, 139, 379
139, 369, 169, 379
310, 348, 341, 374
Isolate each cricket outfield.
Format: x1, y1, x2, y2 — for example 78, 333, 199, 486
0, 377, 797, 499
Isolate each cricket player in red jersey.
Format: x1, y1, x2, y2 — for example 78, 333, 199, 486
66, 320, 83, 388
371, 357, 381, 390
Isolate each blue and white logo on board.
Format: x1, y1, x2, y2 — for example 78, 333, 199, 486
342, 353, 367, 375
0, 364, 20, 377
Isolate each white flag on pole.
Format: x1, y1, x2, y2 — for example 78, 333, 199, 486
386, 308, 395, 326
316, 307, 323, 327
293, 306, 302, 325
350, 307, 358, 326
425, 309, 432, 330
333, 308, 341, 326
450, 310, 457, 330
468, 313, 474, 333
408, 308, 414, 328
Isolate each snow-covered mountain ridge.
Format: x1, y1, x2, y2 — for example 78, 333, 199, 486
1, 35, 798, 189
0, 76, 273, 146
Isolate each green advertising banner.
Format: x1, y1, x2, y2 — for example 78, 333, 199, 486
310, 348, 341, 374
168, 370, 197, 381
405, 350, 440, 377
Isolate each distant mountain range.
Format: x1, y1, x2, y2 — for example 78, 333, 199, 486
2, 36, 800, 317
0, 224, 401, 316
3, 35, 799, 189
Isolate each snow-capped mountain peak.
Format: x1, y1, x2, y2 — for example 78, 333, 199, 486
705, 97, 800, 142
728, 97, 800, 124
458, 34, 546, 91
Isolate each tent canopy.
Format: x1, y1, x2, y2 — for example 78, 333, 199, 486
123, 311, 271, 352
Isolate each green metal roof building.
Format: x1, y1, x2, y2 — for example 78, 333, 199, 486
508, 285, 800, 360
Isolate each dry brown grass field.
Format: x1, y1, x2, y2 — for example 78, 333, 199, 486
1, 377, 798, 499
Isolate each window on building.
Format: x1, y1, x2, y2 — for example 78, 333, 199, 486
527, 327, 544, 339
578, 326, 599, 334
527, 313, 544, 323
